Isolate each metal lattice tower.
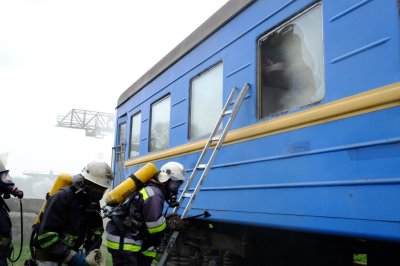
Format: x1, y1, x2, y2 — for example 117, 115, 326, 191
57, 109, 115, 138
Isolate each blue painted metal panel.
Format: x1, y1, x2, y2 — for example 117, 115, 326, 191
324, 0, 400, 99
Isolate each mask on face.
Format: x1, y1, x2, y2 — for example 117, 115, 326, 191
84, 181, 107, 201
0, 171, 15, 196
166, 180, 183, 207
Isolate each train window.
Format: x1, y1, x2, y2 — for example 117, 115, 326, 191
189, 63, 223, 140
258, 4, 324, 118
118, 123, 126, 145
149, 95, 171, 152
117, 122, 126, 163
129, 112, 141, 158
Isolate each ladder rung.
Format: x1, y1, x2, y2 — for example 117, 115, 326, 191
211, 137, 220, 142
197, 164, 207, 169
182, 193, 193, 198
223, 110, 232, 116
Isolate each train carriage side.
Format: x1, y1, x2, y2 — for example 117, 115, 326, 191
114, 0, 400, 264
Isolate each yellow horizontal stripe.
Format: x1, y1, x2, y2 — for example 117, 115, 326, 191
148, 221, 166, 234
142, 250, 157, 258
125, 82, 400, 167
106, 240, 141, 252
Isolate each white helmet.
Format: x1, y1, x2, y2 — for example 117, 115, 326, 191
82, 161, 114, 188
158, 162, 188, 183
0, 160, 8, 175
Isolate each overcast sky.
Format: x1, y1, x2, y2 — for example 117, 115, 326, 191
0, 0, 229, 177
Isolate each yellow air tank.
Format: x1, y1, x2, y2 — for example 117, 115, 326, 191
49, 173, 73, 196
105, 162, 158, 206
34, 173, 73, 225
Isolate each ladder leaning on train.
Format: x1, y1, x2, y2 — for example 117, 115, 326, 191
158, 83, 250, 266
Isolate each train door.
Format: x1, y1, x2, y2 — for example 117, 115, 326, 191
112, 115, 127, 186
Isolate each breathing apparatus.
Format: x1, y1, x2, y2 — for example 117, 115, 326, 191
164, 180, 183, 207
29, 173, 73, 266
105, 163, 158, 206
34, 173, 73, 225
28, 162, 112, 265
157, 162, 188, 207
0, 162, 23, 199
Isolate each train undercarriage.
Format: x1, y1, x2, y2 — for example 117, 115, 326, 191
159, 219, 400, 266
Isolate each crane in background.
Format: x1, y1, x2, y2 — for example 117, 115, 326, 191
57, 109, 115, 138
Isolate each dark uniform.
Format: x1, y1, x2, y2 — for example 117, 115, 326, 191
0, 165, 23, 266
0, 197, 12, 266
106, 182, 167, 266
35, 179, 103, 264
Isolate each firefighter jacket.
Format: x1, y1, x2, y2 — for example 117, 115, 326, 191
35, 184, 103, 262
0, 197, 12, 260
106, 182, 167, 258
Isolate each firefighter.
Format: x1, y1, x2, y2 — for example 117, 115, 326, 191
34, 161, 114, 266
106, 161, 188, 266
0, 160, 23, 266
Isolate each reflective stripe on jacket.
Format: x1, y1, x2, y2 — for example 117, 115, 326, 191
106, 233, 142, 252
36, 182, 104, 262
141, 246, 157, 258
140, 185, 167, 235
145, 216, 166, 234
140, 186, 167, 234
105, 182, 167, 254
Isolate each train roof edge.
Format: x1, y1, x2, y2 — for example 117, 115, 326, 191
117, 0, 255, 108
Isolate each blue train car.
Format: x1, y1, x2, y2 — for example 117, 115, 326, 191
113, 0, 400, 264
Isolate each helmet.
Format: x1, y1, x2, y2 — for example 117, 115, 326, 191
82, 161, 114, 188
158, 162, 188, 183
0, 160, 8, 175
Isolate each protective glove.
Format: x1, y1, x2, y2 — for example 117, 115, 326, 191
11, 187, 23, 199
165, 213, 176, 220
85, 249, 105, 266
69, 253, 89, 266
166, 214, 187, 232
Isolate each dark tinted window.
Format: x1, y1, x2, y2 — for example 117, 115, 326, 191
258, 4, 324, 117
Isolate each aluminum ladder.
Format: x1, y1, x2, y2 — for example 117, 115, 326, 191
157, 83, 250, 266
